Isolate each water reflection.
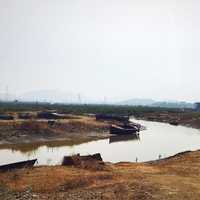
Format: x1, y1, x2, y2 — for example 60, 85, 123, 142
109, 134, 140, 144
0, 140, 85, 154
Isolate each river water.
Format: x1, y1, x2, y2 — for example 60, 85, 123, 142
0, 119, 200, 165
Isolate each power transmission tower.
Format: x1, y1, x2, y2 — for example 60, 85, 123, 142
78, 94, 82, 104
104, 96, 107, 104
5, 86, 9, 101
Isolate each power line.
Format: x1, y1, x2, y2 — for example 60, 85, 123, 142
5, 85, 9, 101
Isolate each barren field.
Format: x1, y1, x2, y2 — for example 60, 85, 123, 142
137, 111, 200, 129
0, 150, 200, 200
0, 115, 110, 147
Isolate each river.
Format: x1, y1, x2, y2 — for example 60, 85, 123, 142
0, 119, 200, 165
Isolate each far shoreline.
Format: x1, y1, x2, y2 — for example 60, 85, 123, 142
0, 111, 200, 149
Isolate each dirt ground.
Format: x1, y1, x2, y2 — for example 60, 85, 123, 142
0, 115, 110, 147
0, 111, 200, 199
0, 150, 200, 200
137, 111, 200, 129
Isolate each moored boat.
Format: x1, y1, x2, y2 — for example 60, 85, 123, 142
0, 159, 37, 172
169, 121, 179, 126
0, 114, 14, 120
96, 114, 129, 122
110, 124, 139, 135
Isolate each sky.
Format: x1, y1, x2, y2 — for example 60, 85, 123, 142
0, 0, 200, 102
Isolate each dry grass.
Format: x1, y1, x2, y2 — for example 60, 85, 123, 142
14, 120, 49, 131
139, 111, 200, 129
0, 116, 108, 134
0, 116, 110, 148
1, 151, 200, 199
0, 166, 115, 193
55, 116, 108, 133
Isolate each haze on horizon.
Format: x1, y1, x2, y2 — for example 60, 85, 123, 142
0, 0, 200, 103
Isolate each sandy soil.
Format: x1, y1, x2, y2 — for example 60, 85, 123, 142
0, 150, 200, 200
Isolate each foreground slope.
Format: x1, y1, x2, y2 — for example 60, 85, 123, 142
0, 150, 200, 200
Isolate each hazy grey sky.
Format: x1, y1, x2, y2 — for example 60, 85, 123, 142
0, 0, 200, 102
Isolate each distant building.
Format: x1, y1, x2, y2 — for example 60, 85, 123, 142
195, 103, 200, 112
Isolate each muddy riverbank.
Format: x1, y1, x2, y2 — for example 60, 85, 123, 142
0, 116, 110, 147
136, 111, 200, 129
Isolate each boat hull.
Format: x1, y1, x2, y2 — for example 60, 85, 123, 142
110, 125, 138, 135
96, 114, 129, 122
0, 159, 37, 172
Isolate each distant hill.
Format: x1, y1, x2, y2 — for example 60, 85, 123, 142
151, 101, 194, 109
1, 91, 195, 109
117, 98, 156, 106
117, 98, 194, 109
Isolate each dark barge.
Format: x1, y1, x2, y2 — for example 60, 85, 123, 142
96, 114, 129, 122
0, 114, 14, 120
169, 121, 179, 126
110, 124, 139, 135
0, 159, 37, 172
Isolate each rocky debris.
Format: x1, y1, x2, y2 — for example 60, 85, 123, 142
0, 186, 40, 200
30, 182, 156, 200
